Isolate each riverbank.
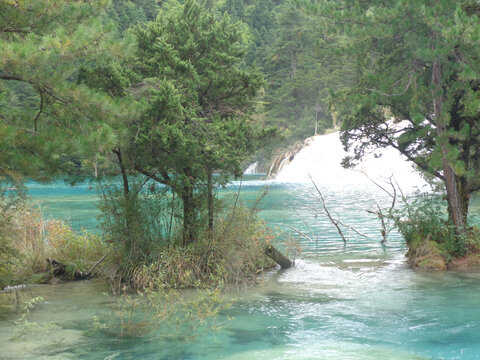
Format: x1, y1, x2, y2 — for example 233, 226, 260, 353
3, 253, 480, 359
407, 237, 480, 272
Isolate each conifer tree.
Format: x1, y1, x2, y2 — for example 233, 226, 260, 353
315, 0, 480, 236
0, 0, 120, 182
118, 0, 266, 245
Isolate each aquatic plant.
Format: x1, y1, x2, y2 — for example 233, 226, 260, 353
94, 284, 233, 339
11, 296, 58, 340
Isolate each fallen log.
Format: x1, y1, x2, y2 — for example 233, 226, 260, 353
46, 258, 91, 279
45, 249, 113, 281
264, 245, 292, 269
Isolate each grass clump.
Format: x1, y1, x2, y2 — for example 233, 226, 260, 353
0, 194, 109, 288
113, 206, 275, 291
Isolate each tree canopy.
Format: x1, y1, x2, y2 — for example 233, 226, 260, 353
79, 0, 269, 245
0, 0, 122, 182
312, 0, 480, 235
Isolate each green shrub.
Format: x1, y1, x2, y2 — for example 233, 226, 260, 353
98, 181, 179, 277
110, 205, 274, 291
0, 185, 29, 288
395, 191, 466, 259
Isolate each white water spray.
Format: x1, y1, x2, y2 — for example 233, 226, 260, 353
244, 161, 259, 175
274, 131, 426, 189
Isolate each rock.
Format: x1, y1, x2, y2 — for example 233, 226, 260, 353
266, 141, 306, 179
49, 276, 62, 285
448, 253, 480, 271
2, 284, 30, 293
406, 240, 447, 271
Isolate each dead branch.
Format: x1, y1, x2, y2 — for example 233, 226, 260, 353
273, 223, 316, 243
363, 173, 401, 244
308, 174, 347, 243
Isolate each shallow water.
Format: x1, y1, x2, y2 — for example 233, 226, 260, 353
2, 177, 480, 359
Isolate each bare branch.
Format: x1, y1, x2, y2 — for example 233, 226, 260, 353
308, 174, 347, 243
273, 223, 316, 243
33, 89, 44, 133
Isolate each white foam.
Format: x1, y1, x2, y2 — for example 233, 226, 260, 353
244, 162, 259, 175
274, 131, 426, 190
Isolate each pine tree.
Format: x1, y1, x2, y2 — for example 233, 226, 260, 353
316, 0, 480, 236
0, 0, 120, 182
115, 0, 266, 245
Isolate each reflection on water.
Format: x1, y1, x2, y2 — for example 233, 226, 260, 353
1, 178, 479, 359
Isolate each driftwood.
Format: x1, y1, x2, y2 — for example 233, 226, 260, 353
46, 248, 114, 280
264, 245, 292, 269
46, 258, 92, 279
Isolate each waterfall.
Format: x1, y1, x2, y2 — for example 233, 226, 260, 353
274, 131, 426, 188
244, 161, 259, 175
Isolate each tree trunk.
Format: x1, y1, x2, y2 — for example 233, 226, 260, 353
457, 175, 470, 225
207, 168, 214, 236
94, 155, 98, 179
331, 111, 338, 128
112, 148, 135, 239
431, 58, 467, 236
181, 184, 196, 246
113, 148, 130, 197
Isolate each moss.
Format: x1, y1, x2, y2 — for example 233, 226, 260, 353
407, 240, 447, 271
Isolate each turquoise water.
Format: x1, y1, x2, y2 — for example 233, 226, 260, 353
2, 177, 480, 359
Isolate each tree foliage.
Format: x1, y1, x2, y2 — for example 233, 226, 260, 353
0, 0, 122, 181
313, 0, 480, 236
80, 0, 270, 246
129, 0, 266, 245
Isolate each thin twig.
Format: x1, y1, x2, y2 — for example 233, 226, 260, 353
273, 223, 316, 243
308, 174, 347, 243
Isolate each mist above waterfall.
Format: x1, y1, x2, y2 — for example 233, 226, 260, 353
274, 131, 426, 189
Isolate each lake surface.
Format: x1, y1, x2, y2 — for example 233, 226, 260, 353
1, 177, 480, 359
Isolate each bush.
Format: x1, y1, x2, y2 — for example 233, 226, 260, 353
98, 180, 179, 276
395, 191, 466, 259
111, 205, 275, 291
94, 202, 274, 339
0, 186, 30, 288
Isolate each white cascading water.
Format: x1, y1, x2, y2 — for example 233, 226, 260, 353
274, 131, 426, 189
243, 161, 259, 175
